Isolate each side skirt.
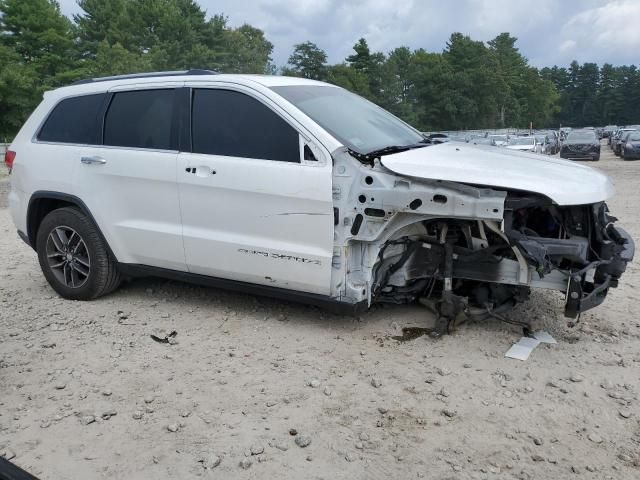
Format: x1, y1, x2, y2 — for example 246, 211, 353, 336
117, 263, 367, 316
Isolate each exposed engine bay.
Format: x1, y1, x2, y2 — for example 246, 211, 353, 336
330, 147, 634, 333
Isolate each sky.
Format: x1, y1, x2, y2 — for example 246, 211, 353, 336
57, 0, 640, 68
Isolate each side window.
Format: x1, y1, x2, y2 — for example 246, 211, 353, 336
104, 89, 175, 150
37, 94, 105, 144
192, 89, 300, 162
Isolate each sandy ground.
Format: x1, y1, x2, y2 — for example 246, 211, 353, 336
1, 143, 639, 480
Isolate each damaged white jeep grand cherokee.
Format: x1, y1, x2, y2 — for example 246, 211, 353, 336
5, 71, 634, 332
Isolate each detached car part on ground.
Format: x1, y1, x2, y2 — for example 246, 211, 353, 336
5, 72, 634, 335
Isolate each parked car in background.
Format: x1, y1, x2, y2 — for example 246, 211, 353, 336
426, 133, 449, 144
622, 131, 640, 160
547, 131, 560, 154
535, 134, 552, 154
560, 129, 600, 161
603, 125, 617, 138
613, 128, 638, 156
619, 130, 639, 159
506, 136, 538, 153
448, 134, 470, 143
610, 129, 623, 148
470, 137, 495, 146
609, 128, 622, 147
488, 134, 508, 146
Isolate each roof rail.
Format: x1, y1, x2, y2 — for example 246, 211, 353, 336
71, 69, 218, 86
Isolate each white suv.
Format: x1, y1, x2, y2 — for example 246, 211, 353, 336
5, 70, 634, 331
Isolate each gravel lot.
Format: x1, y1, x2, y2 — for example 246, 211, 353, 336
1, 144, 639, 479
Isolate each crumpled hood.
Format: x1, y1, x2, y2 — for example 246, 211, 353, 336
380, 142, 615, 206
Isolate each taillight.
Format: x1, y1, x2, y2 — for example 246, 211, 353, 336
4, 150, 16, 171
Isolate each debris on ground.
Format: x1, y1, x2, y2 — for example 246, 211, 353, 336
150, 330, 178, 345
505, 331, 556, 361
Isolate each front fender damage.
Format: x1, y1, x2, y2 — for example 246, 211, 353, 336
331, 147, 634, 331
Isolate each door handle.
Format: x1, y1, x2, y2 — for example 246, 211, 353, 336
185, 166, 216, 176
81, 156, 107, 165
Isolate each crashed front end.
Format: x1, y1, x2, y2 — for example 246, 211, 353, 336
330, 147, 634, 330
505, 197, 633, 318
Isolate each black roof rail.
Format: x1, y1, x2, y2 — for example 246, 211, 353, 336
71, 69, 218, 86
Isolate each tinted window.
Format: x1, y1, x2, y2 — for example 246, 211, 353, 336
104, 89, 175, 150
38, 94, 105, 144
192, 89, 299, 162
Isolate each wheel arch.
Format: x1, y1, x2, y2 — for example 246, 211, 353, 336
27, 191, 118, 261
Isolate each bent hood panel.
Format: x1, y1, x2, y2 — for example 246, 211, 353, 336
381, 143, 615, 206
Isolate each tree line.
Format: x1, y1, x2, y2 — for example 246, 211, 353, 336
1, 0, 639, 139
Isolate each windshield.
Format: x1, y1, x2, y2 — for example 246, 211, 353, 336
509, 137, 535, 145
271, 85, 424, 154
567, 131, 596, 142
628, 133, 640, 141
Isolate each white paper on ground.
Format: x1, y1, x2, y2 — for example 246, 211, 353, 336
505, 336, 542, 361
517, 337, 541, 349
533, 330, 557, 344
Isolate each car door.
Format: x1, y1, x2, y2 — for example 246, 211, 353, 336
73, 84, 187, 271
177, 86, 334, 295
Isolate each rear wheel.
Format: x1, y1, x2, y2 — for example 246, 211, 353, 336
36, 207, 121, 300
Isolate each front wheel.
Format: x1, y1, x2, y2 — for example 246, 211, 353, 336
36, 207, 121, 300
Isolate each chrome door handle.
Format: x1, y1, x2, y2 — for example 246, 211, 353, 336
81, 156, 107, 165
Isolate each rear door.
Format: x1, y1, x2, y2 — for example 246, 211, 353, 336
177, 85, 334, 295
73, 84, 187, 271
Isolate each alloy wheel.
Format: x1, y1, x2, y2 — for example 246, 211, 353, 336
45, 226, 91, 288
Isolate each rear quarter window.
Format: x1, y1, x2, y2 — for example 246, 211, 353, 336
37, 93, 106, 144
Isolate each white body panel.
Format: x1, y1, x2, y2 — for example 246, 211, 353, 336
177, 151, 333, 294
381, 142, 615, 206
72, 146, 186, 270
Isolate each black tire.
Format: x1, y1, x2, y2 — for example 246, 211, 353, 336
36, 207, 121, 300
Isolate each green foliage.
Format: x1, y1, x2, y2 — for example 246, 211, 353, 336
542, 61, 640, 127
0, 0, 80, 137
286, 41, 328, 80
0, 0, 638, 140
0, 44, 38, 139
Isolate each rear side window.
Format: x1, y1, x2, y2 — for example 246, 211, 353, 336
37, 94, 105, 144
104, 89, 175, 150
192, 89, 299, 162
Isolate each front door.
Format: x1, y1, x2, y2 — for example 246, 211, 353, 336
177, 87, 334, 295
